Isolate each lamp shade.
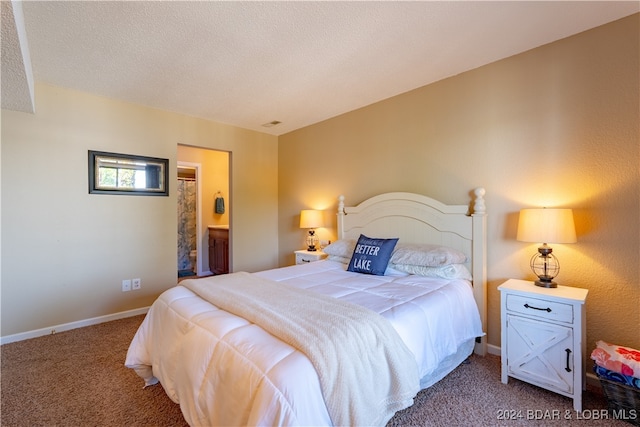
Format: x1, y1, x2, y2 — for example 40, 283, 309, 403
517, 208, 577, 244
300, 209, 323, 229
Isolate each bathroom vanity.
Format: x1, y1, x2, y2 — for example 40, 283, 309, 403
208, 225, 229, 275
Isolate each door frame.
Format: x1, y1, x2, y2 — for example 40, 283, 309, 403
177, 161, 204, 276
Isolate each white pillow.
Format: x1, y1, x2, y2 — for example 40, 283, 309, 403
326, 255, 351, 264
390, 243, 466, 267
323, 239, 356, 258
391, 263, 472, 280
326, 256, 409, 276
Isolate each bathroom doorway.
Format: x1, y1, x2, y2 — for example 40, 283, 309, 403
177, 145, 231, 278
177, 163, 201, 278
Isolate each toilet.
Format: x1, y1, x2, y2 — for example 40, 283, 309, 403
189, 250, 197, 274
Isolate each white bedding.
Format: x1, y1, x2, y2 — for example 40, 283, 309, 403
125, 260, 484, 426
181, 272, 419, 426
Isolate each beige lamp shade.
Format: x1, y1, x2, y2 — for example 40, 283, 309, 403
517, 208, 576, 244
300, 209, 324, 229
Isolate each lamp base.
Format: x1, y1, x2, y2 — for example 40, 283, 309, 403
534, 279, 557, 288
305, 230, 318, 252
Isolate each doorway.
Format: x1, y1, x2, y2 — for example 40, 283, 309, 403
177, 163, 201, 278
177, 145, 231, 278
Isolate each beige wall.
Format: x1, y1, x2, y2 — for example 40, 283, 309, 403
177, 145, 230, 274
1, 14, 637, 361
279, 14, 639, 358
1, 83, 278, 337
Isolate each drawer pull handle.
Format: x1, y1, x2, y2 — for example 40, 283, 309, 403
565, 348, 572, 372
524, 303, 552, 312
302, 259, 310, 263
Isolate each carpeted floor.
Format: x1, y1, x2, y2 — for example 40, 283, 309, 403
0, 315, 632, 426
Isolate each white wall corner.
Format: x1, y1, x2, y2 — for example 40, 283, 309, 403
1, 0, 36, 113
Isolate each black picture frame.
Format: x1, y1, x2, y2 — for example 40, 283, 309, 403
88, 150, 169, 196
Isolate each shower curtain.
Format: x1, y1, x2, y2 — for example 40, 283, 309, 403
177, 179, 197, 272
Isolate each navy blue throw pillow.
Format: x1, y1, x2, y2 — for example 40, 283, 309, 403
347, 234, 399, 276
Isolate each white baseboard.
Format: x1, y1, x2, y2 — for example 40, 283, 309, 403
0, 307, 149, 345
487, 343, 501, 356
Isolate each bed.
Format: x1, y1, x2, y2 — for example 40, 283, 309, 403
125, 188, 488, 426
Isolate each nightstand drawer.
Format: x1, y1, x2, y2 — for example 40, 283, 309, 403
295, 250, 327, 265
506, 294, 573, 323
296, 253, 314, 264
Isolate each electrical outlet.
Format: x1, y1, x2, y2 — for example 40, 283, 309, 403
122, 279, 132, 292
132, 278, 141, 290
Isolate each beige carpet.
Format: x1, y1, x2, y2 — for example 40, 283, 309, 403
0, 314, 629, 427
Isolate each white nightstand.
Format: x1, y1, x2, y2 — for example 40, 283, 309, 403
499, 279, 588, 412
294, 250, 327, 265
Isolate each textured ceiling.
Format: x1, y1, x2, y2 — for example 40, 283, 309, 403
2, 1, 638, 135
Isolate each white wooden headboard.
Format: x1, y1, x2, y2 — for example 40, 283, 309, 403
337, 188, 487, 356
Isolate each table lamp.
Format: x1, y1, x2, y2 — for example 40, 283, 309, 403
300, 209, 323, 251
516, 208, 576, 288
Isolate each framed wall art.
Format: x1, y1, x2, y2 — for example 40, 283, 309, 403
88, 150, 169, 196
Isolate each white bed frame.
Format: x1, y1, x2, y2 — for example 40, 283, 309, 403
337, 188, 487, 356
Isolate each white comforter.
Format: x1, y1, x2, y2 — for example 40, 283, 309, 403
125, 260, 483, 426
181, 272, 419, 426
